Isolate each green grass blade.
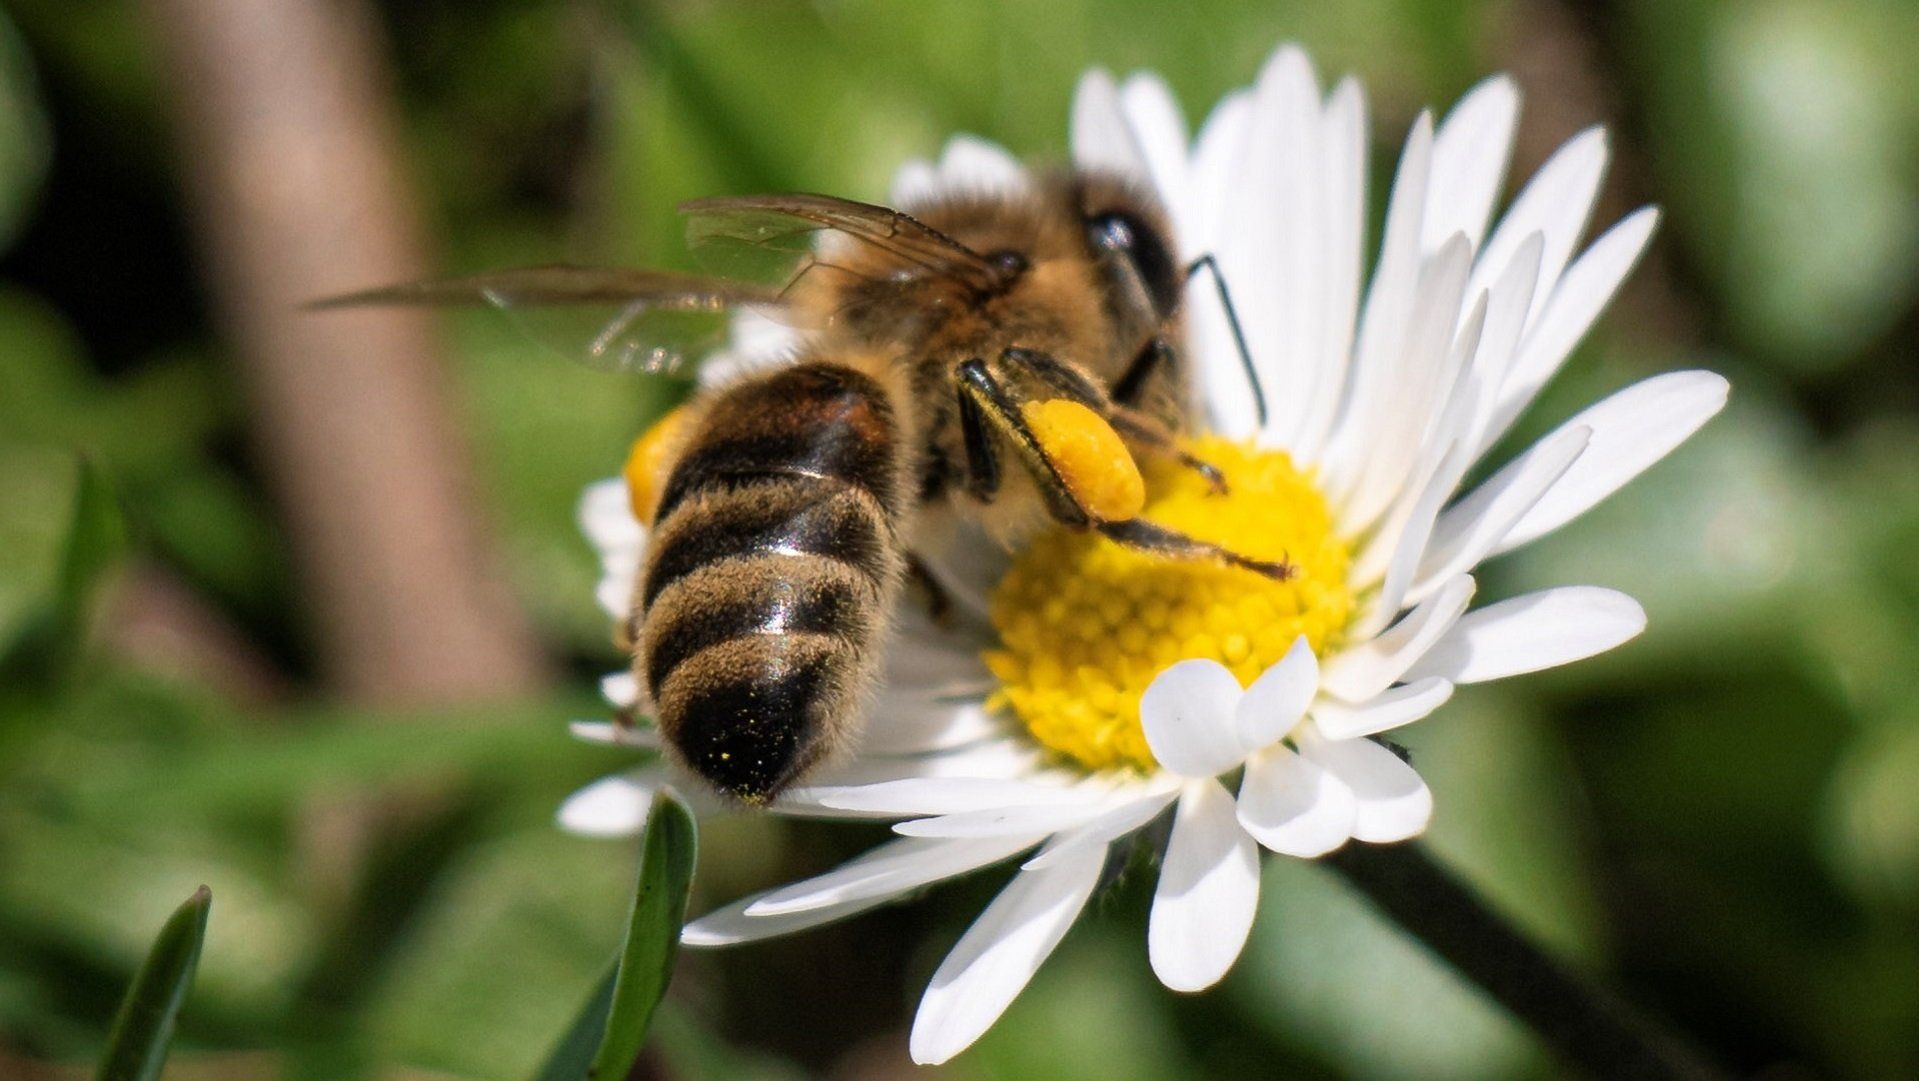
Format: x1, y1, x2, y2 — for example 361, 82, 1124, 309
590, 788, 697, 1080
2, 455, 126, 684
95, 886, 211, 1081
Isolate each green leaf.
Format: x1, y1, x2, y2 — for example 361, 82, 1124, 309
531, 789, 696, 1081
531, 967, 617, 1081
592, 789, 697, 1079
95, 886, 211, 1081
0, 8, 50, 250
54, 458, 126, 630
1, 455, 127, 685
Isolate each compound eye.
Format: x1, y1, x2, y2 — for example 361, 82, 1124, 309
1085, 210, 1181, 319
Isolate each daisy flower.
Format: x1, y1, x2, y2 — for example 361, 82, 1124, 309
564, 42, 1728, 1065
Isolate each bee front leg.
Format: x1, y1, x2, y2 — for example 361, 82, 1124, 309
1002, 344, 1226, 495
1110, 335, 1173, 407
955, 351, 1290, 581
1103, 405, 1227, 495
955, 367, 1004, 505
1096, 519, 1294, 580
955, 357, 1093, 526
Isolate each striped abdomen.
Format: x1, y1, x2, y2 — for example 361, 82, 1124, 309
636, 362, 906, 802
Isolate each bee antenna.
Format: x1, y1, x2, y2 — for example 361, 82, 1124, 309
1185, 254, 1267, 429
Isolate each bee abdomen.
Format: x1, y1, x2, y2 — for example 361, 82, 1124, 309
637, 363, 905, 801
644, 559, 878, 801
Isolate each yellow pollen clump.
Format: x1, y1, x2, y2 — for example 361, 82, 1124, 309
624, 405, 691, 522
984, 437, 1354, 773
1021, 399, 1146, 522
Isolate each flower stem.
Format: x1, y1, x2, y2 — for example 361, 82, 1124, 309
1323, 842, 1726, 1081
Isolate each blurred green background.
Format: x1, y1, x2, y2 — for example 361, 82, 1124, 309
3, 0, 1918, 1078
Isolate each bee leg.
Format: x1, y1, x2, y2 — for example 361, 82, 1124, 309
960, 353, 1288, 580
1110, 335, 1173, 407
955, 368, 1003, 503
612, 701, 642, 735
905, 554, 955, 626
1104, 408, 1228, 495
955, 357, 1093, 526
1001, 345, 1227, 495
1098, 519, 1296, 580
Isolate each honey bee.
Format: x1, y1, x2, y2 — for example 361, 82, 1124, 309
318, 172, 1282, 802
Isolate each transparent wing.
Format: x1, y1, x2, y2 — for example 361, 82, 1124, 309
308, 266, 790, 375
680, 193, 1011, 295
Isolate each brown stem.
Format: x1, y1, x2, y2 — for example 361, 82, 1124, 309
1326, 843, 1728, 1081
141, 0, 547, 703
101, 561, 291, 706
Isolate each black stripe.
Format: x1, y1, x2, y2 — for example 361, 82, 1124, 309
654, 364, 900, 521
646, 573, 862, 693
672, 639, 833, 801
641, 483, 886, 608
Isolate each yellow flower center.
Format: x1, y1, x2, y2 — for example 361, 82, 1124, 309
983, 437, 1355, 773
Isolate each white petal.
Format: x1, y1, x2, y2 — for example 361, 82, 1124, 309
893, 801, 1107, 839
909, 519, 1009, 628
1320, 575, 1475, 702
1409, 422, 1591, 601
1461, 232, 1546, 449
747, 835, 1040, 917
682, 891, 885, 947
578, 478, 642, 560
1404, 586, 1646, 684
857, 700, 1003, 756
1310, 677, 1454, 740
1321, 111, 1435, 488
1346, 431, 1466, 638
556, 770, 664, 838
1141, 659, 1249, 779
938, 135, 1030, 193
1481, 207, 1662, 455
1119, 72, 1190, 217
1339, 232, 1476, 529
1235, 636, 1318, 749
909, 844, 1105, 1065
1423, 74, 1519, 254
1022, 789, 1178, 871
1150, 780, 1260, 992
1355, 114, 1434, 381
1236, 745, 1355, 858
1241, 44, 1325, 447
600, 671, 639, 709
1291, 76, 1368, 461
594, 573, 635, 624
1494, 369, 1729, 554
883, 607, 995, 686
1188, 88, 1259, 436
1071, 68, 1150, 184
695, 309, 805, 388
683, 840, 930, 946
1191, 88, 1253, 241
795, 739, 1044, 797
684, 836, 987, 946
888, 158, 941, 207
568, 719, 660, 750
1471, 127, 1610, 328
794, 776, 1087, 817
1301, 733, 1433, 842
